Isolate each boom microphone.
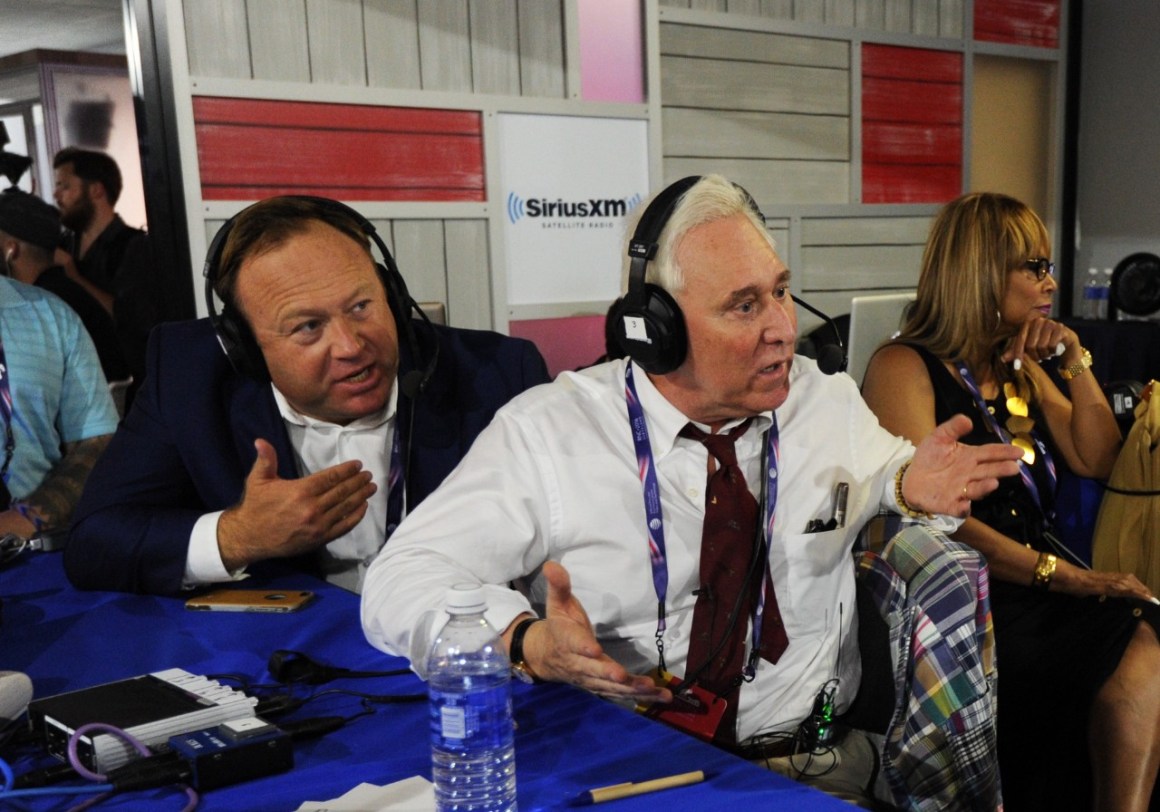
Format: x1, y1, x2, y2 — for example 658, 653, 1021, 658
793, 296, 847, 375
0, 670, 33, 723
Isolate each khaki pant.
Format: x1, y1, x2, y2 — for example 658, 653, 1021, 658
750, 727, 885, 809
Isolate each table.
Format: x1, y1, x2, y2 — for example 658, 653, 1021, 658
0, 551, 849, 811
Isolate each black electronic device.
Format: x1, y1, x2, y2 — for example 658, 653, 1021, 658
793, 297, 848, 375
1110, 252, 1160, 318
266, 649, 409, 685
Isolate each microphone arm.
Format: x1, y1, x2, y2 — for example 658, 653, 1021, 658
793, 295, 848, 375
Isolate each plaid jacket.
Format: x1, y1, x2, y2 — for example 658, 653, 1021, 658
856, 521, 1003, 812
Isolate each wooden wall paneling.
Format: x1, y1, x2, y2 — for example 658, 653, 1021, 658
856, 0, 886, 30
663, 108, 848, 161
365, 0, 422, 89
305, 0, 368, 85
516, 0, 566, 98
760, 0, 795, 19
884, 0, 911, 33
665, 157, 850, 204
661, 57, 848, 114
389, 219, 449, 307
801, 244, 924, 289
660, 0, 692, 8
825, 0, 855, 27
794, 0, 825, 24
727, 0, 762, 16
469, 1, 521, 95
247, 0, 310, 83
417, 1, 473, 92
661, 23, 849, 69
939, 0, 964, 39
974, 0, 1060, 48
863, 122, 962, 165
863, 77, 961, 122
183, 0, 251, 78
801, 215, 932, 245
912, 0, 940, 37
690, 0, 728, 10
444, 219, 493, 329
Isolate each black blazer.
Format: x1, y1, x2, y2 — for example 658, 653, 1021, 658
65, 317, 549, 594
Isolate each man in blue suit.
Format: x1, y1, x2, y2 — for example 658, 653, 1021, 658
65, 197, 549, 595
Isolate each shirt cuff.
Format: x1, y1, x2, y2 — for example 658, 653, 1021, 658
183, 511, 248, 587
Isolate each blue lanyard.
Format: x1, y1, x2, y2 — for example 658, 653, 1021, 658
955, 361, 1056, 521
384, 422, 404, 539
624, 364, 778, 678
0, 339, 13, 484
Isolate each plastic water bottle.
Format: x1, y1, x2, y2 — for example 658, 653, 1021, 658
427, 585, 517, 812
1099, 267, 1113, 320
1082, 267, 1102, 319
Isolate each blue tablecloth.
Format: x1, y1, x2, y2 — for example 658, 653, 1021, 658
0, 551, 849, 811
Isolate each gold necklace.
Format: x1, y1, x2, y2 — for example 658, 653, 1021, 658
1002, 380, 1036, 464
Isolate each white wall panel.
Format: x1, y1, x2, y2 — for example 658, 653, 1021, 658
184, 0, 251, 78
306, 0, 367, 85
661, 56, 848, 114
663, 108, 848, 161
365, 0, 422, 89
444, 220, 493, 330
469, 1, 520, 95
247, 0, 310, 83
516, 0, 566, 98
417, 0, 472, 92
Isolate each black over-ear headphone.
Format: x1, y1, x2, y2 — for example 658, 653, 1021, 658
202, 195, 434, 394
610, 176, 767, 374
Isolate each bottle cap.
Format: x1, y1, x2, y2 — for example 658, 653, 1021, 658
446, 584, 487, 614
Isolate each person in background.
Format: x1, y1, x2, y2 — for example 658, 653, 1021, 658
53, 147, 157, 404
0, 188, 128, 382
66, 196, 549, 596
861, 191, 1160, 812
0, 266, 117, 541
362, 175, 1023, 809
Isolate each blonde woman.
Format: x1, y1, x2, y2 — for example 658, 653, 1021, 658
862, 192, 1160, 812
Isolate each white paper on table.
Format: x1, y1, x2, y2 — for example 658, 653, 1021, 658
295, 775, 435, 812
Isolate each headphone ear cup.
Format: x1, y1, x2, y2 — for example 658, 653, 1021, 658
213, 303, 270, 381
611, 283, 686, 374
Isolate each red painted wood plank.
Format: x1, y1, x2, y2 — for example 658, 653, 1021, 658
192, 97, 482, 136
203, 186, 485, 202
974, 0, 1059, 48
863, 122, 961, 165
863, 77, 962, 124
863, 164, 961, 204
861, 44, 962, 83
196, 124, 484, 189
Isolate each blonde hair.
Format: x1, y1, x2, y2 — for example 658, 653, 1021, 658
620, 174, 774, 294
898, 192, 1049, 390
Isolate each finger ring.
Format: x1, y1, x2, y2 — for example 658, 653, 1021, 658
962, 486, 969, 498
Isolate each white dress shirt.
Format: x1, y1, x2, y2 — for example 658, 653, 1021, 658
362, 356, 948, 741
184, 383, 397, 593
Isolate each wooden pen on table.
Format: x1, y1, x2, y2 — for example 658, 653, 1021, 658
572, 769, 706, 805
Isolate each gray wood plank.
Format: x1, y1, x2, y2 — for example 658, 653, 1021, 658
759, 0, 795, 18
305, 0, 367, 85
247, 0, 310, 82
912, 0, 939, 36
417, 0, 473, 92
794, 0, 825, 23
365, 0, 422, 89
444, 220, 493, 330
939, 0, 963, 39
660, 0, 692, 7
690, 0, 728, 10
184, 0, 251, 78
469, 0, 520, 95
664, 157, 850, 204
825, 0, 855, 27
517, 0, 566, 98
663, 108, 849, 161
727, 0, 762, 15
801, 244, 923, 288
661, 56, 849, 115
801, 216, 932, 245
388, 220, 448, 306
660, 22, 849, 68
884, 0, 912, 33
856, 0, 886, 29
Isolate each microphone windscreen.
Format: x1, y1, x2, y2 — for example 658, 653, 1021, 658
0, 670, 33, 722
816, 344, 847, 376
399, 369, 425, 399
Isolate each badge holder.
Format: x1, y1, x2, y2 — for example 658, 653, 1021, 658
637, 669, 728, 742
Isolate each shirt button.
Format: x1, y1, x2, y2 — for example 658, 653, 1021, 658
687, 488, 699, 499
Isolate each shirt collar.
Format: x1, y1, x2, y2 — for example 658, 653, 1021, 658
630, 359, 772, 456
271, 380, 397, 431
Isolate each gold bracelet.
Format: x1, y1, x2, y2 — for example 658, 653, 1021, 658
1032, 552, 1057, 589
894, 460, 931, 519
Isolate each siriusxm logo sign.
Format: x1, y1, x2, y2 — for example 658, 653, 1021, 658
507, 192, 644, 229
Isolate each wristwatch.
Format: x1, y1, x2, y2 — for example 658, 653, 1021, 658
1058, 347, 1093, 381
509, 617, 543, 684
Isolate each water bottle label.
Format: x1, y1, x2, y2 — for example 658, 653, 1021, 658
430, 684, 513, 749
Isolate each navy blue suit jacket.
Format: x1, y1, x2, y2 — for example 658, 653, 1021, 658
65, 317, 549, 594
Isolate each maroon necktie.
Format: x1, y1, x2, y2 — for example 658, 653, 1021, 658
681, 419, 788, 740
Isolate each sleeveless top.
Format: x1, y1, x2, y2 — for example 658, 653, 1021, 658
901, 342, 1059, 552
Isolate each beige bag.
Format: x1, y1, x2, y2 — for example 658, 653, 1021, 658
1091, 383, 1160, 593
